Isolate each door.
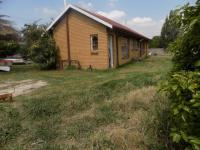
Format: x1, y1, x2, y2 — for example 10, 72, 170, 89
108, 35, 114, 68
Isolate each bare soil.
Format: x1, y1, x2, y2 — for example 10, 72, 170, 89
0, 79, 47, 97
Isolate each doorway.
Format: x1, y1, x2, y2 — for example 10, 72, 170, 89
108, 35, 114, 68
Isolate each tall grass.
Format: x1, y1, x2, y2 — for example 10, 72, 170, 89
0, 105, 22, 146
0, 56, 172, 149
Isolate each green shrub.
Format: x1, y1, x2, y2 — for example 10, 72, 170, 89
164, 2, 200, 149
162, 72, 200, 149
22, 24, 58, 70
0, 40, 20, 57
29, 33, 58, 70
168, 1, 200, 71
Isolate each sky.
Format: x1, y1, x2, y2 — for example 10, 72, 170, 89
0, 0, 196, 38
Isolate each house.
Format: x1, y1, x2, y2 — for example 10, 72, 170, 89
47, 4, 150, 69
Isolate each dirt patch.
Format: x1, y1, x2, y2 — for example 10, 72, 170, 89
0, 79, 47, 97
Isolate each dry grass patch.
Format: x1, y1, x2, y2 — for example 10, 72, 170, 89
88, 86, 166, 150
112, 86, 157, 114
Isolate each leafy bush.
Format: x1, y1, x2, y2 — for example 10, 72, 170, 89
168, 1, 200, 71
0, 40, 20, 57
163, 1, 200, 149
22, 24, 58, 70
162, 72, 200, 149
30, 33, 58, 70
149, 36, 162, 48
169, 19, 200, 71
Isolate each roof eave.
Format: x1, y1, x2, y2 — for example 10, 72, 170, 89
113, 27, 150, 41
46, 4, 113, 31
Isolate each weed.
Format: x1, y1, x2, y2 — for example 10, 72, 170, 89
33, 118, 60, 142
24, 96, 61, 119
39, 144, 62, 150
92, 132, 116, 150
66, 117, 96, 140
95, 104, 122, 125
0, 105, 21, 146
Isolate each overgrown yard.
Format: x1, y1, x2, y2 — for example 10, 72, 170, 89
0, 55, 172, 150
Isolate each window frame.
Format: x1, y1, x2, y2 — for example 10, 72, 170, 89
90, 34, 99, 52
130, 39, 134, 51
133, 39, 140, 50
121, 38, 129, 59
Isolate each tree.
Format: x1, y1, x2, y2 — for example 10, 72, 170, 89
0, 0, 20, 57
22, 23, 58, 70
160, 9, 182, 48
149, 36, 162, 48
0, 1, 18, 40
0, 40, 19, 57
169, 1, 200, 71
162, 1, 200, 149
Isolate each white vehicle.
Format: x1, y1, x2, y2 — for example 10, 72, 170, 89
0, 66, 11, 72
0, 60, 12, 72
4, 56, 25, 64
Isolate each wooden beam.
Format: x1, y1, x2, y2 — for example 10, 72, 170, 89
116, 34, 119, 67
66, 15, 71, 66
128, 38, 130, 58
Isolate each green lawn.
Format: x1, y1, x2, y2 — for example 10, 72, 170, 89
0, 55, 172, 150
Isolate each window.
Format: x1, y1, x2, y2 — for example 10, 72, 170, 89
133, 40, 140, 50
140, 42, 145, 55
91, 34, 98, 51
130, 39, 134, 50
121, 45, 129, 59
121, 38, 129, 59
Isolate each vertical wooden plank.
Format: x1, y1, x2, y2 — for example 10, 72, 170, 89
66, 15, 71, 66
116, 34, 119, 67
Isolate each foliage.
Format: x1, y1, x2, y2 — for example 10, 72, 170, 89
0, 1, 18, 38
162, 72, 200, 149
22, 23, 58, 70
162, 1, 200, 149
169, 1, 200, 71
160, 8, 182, 48
0, 40, 20, 57
149, 36, 162, 48
150, 7, 182, 48
0, 1, 20, 57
